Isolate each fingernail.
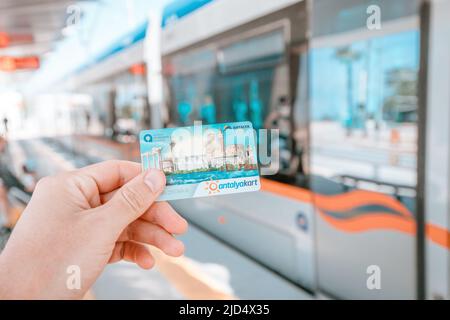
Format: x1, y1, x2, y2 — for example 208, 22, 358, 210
144, 169, 165, 193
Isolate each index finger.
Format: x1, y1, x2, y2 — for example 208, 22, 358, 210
78, 160, 142, 194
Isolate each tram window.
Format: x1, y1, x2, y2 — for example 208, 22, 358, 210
215, 30, 286, 129
169, 72, 216, 125
215, 69, 275, 130
309, 29, 420, 193
165, 48, 217, 126
164, 30, 288, 132
167, 64, 277, 130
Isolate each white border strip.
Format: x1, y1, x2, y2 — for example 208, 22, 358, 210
311, 16, 419, 49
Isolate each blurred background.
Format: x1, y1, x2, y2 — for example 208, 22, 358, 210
0, 0, 449, 300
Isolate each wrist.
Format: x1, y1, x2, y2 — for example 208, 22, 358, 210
0, 252, 20, 299
0, 248, 43, 299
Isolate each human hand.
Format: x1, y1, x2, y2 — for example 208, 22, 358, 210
0, 160, 188, 299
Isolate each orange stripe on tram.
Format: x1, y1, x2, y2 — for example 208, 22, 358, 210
317, 210, 416, 235
260, 178, 450, 250
260, 178, 312, 203
426, 224, 450, 249
314, 190, 412, 218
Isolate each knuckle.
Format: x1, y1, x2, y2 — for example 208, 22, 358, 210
35, 175, 57, 190
34, 177, 48, 190
120, 184, 146, 214
153, 228, 167, 246
103, 159, 120, 167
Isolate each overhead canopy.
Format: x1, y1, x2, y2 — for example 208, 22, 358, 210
17, 0, 166, 94
0, 0, 95, 64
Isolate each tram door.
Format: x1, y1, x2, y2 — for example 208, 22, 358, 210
308, 0, 422, 299
162, 3, 317, 290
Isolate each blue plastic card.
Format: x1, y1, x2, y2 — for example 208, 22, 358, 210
140, 122, 260, 201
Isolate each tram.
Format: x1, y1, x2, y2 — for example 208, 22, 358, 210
153, 0, 450, 299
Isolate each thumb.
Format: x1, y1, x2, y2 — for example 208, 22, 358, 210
95, 169, 166, 231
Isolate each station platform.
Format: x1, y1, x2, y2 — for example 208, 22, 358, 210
5, 136, 313, 300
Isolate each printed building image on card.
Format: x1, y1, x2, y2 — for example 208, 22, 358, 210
140, 122, 260, 201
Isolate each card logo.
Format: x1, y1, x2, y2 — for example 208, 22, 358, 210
296, 212, 308, 232
143, 133, 153, 143
203, 178, 259, 196
204, 180, 220, 195
218, 179, 259, 190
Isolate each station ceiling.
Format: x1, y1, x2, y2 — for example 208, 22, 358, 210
0, 0, 95, 68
